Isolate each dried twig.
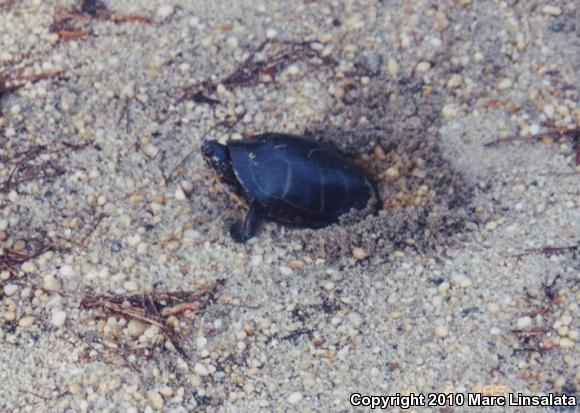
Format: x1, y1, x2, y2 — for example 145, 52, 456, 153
80, 281, 223, 359
511, 244, 578, 259
484, 127, 579, 148
50, 1, 151, 41
0, 242, 54, 276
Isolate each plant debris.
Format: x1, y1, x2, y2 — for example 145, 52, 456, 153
50, 0, 151, 41
511, 244, 578, 259
0, 241, 54, 277
80, 280, 223, 359
484, 127, 580, 166
179, 40, 338, 104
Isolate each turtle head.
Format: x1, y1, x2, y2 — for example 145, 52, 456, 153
202, 140, 234, 180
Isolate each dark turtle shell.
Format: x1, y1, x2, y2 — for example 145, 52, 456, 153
227, 133, 376, 227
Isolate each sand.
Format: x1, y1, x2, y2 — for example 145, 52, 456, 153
0, 0, 578, 412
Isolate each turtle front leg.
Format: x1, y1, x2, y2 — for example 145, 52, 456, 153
231, 201, 262, 243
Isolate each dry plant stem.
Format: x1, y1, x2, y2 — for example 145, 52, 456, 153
484, 127, 579, 148
511, 244, 578, 259
80, 281, 222, 359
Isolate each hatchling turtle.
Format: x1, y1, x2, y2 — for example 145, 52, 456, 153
202, 133, 377, 243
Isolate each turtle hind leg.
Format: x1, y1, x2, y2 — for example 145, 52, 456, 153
230, 201, 262, 243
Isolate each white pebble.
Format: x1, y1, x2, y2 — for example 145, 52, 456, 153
452, 274, 473, 288
43, 275, 61, 292
415, 61, 431, 73
147, 390, 164, 410
559, 337, 574, 349
434, 325, 448, 338
21, 262, 35, 273
59, 265, 75, 277
127, 320, 146, 337
323, 282, 335, 291
124, 280, 139, 292
542, 5, 562, 16
337, 345, 350, 360
266, 28, 278, 39
196, 336, 208, 349
157, 5, 174, 19
19, 316, 35, 328
51, 311, 67, 327
280, 266, 293, 276
3, 283, 18, 296
516, 316, 532, 329
485, 221, 498, 231
175, 188, 186, 201
184, 229, 201, 240
497, 78, 513, 90
194, 362, 210, 376
287, 65, 300, 75
127, 234, 141, 247
250, 255, 263, 267
543, 104, 555, 119
188, 16, 200, 27
287, 392, 303, 404
560, 315, 572, 326
0, 51, 13, 61
387, 58, 400, 76
352, 247, 367, 260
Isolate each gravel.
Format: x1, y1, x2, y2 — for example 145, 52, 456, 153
0, 0, 578, 412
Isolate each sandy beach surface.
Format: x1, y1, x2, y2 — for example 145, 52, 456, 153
0, 0, 578, 412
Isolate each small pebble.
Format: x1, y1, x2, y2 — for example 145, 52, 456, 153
21, 262, 35, 273
287, 65, 300, 75
147, 390, 164, 410
59, 265, 75, 277
159, 386, 173, 397
175, 188, 186, 201
124, 280, 139, 292
288, 260, 305, 270
51, 311, 67, 327
497, 78, 513, 90
3, 283, 18, 296
543, 104, 555, 119
157, 5, 174, 19
196, 336, 208, 349
127, 234, 141, 247
452, 274, 472, 288
352, 247, 367, 260
517, 316, 532, 329
127, 320, 146, 337
287, 392, 303, 405
194, 362, 210, 376
447, 74, 462, 88
266, 28, 278, 39
280, 266, 293, 276
434, 325, 448, 338
384, 167, 400, 178
69, 383, 81, 394
324, 282, 335, 291
19, 316, 35, 328
485, 221, 498, 231
387, 58, 400, 76
415, 61, 431, 73
542, 5, 562, 16
559, 337, 574, 349
44, 274, 61, 292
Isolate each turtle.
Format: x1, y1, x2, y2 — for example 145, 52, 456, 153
202, 133, 377, 243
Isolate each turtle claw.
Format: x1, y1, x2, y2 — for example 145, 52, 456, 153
230, 201, 262, 243
229, 222, 249, 244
